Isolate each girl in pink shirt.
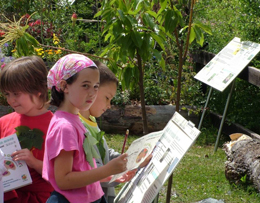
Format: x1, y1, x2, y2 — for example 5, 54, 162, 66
42, 54, 128, 203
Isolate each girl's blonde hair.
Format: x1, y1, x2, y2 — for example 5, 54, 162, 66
0, 56, 49, 109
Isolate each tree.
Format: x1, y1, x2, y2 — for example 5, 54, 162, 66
97, 0, 212, 202
95, 0, 166, 135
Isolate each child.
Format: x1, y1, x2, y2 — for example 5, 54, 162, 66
79, 61, 151, 203
42, 54, 128, 203
0, 56, 54, 202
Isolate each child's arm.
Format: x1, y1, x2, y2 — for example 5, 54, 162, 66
54, 150, 128, 190
12, 149, 43, 174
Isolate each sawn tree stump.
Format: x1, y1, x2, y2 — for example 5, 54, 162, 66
224, 133, 260, 192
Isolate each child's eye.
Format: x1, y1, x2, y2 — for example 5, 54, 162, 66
94, 85, 99, 90
3, 92, 9, 96
14, 92, 21, 96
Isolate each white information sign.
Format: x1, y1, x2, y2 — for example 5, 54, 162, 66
114, 112, 201, 203
194, 37, 260, 92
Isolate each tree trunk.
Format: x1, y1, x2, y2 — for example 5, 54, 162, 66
224, 134, 260, 192
137, 52, 148, 135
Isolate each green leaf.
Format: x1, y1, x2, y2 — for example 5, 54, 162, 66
83, 132, 100, 168
100, 45, 111, 57
125, 15, 137, 29
118, 9, 126, 22
130, 31, 143, 48
24, 32, 39, 46
94, 10, 102, 18
193, 25, 204, 46
189, 27, 196, 44
157, 0, 167, 16
121, 34, 133, 54
143, 13, 156, 30
118, 0, 128, 12
128, 43, 136, 59
123, 66, 133, 88
146, 10, 157, 19
104, 33, 111, 42
112, 20, 124, 38
164, 9, 178, 33
150, 32, 165, 50
96, 131, 106, 162
15, 126, 44, 150
180, 25, 188, 34
160, 57, 166, 71
194, 21, 212, 35
140, 33, 151, 61
133, 0, 144, 11
95, 7, 113, 20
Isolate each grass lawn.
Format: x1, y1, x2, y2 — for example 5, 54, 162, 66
105, 127, 260, 203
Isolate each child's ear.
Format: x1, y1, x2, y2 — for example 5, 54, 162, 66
60, 80, 68, 93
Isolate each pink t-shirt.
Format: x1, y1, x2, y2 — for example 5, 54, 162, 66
42, 111, 104, 203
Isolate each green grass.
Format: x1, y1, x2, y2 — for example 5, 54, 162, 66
105, 126, 260, 203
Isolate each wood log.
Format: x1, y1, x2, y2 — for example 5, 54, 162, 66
223, 134, 260, 191
96, 105, 199, 135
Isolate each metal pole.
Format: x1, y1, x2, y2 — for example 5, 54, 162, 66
198, 87, 213, 130
214, 81, 235, 152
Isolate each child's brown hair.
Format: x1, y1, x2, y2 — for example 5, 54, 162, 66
0, 56, 49, 109
94, 60, 118, 87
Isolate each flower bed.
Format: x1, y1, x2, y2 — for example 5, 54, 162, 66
0, 43, 15, 70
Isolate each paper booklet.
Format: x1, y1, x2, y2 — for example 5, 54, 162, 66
0, 133, 32, 192
194, 37, 260, 92
114, 112, 201, 203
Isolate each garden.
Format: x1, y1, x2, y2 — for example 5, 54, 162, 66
1, 0, 260, 202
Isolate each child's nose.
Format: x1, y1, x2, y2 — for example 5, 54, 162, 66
89, 88, 97, 97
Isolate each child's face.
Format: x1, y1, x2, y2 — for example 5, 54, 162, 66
4, 91, 42, 116
89, 82, 117, 118
64, 68, 100, 114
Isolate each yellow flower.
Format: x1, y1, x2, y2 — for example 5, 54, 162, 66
55, 49, 62, 54
47, 50, 53, 55
11, 49, 16, 52
35, 48, 43, 52
34, 47, 45, 56
53, 33, 60, 45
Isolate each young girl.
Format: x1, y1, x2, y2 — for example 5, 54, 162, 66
42, 54, 128, 203
0, 56, 54, 202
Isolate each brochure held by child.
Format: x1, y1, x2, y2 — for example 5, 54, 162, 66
0, 133, 32, 192
114, 112, 201, 203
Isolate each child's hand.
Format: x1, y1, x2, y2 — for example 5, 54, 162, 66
138, 153, 153, 169
105, 153, 128, 175
12, 149, 37, 168
115, 168, 138, 183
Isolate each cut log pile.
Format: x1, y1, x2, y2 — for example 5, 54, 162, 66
223, 133, 260, 192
